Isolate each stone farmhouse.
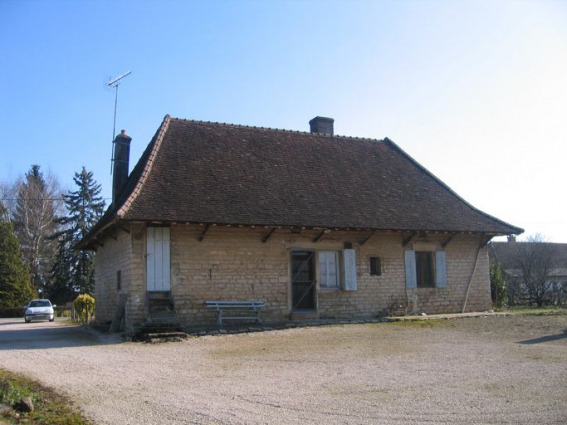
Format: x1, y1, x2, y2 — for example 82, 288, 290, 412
79, 115, 522, 331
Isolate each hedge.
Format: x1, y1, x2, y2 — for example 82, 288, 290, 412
0, 307, 24, 318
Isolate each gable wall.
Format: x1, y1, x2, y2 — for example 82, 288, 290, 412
93, 224, 147, 330
93, 229, 133, 326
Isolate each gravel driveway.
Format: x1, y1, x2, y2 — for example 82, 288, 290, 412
0, 315, 566, 424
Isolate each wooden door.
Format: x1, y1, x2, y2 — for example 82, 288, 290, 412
291, 251, 316, 311
146, 227, 170, 292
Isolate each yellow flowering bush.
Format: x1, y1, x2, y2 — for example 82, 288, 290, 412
73, 294, 95, 323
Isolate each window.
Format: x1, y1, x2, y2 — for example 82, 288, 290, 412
415, 251, 434, 288
404, 249, 447, 289
116, 270, 122, 291
369, 257, 382, 276
319, 251, 340, 289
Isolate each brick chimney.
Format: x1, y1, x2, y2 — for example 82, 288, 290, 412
309, 116, 334, 135
112, 129, 132, 204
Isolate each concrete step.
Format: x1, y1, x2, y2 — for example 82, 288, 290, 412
290, 311, 320, 321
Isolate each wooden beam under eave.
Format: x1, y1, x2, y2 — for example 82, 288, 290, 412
312, 230, 326, 243
480, 234, 493, 248
262, 228, 276, 243
402, 231, 417, 247
104, 229, 117, 241
198, 224, 210, 242
442, 234, 455, 248
118, 225, 130, 234
359, 230, 375, 246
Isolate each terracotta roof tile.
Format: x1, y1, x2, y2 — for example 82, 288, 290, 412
80, 115, 522, 246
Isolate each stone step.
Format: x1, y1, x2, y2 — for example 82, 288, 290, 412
149, 304, 174, 313
133, 331, 188, 343
147, 291, 171, 300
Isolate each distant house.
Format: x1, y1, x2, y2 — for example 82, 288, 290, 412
79, 115, 522, 331
490, 237, 567, 305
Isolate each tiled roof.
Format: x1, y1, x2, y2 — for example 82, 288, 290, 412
80, 115, 522, 246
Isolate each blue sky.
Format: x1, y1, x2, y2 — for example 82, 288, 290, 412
1, 0, 566, 241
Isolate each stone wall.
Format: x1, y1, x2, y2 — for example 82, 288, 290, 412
168, 225, 492, 326
93, 229, 132, 326
95, 224, 493, 329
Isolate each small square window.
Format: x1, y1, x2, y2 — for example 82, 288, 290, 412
369, 257, 381, 276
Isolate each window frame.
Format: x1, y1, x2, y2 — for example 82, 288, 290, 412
369, 256, 382, 276
415, 251, 436, 288
318, 250, 341, 290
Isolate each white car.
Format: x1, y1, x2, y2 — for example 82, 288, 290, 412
24, 299, 56, 323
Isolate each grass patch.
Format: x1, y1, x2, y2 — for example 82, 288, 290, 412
494, 306, 567, 316
389, 319, 445, 327
0, 369, 90, 424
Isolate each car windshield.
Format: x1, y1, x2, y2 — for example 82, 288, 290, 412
29, 301, 51, 308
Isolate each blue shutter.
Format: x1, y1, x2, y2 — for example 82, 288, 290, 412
343, 249, 357, 291
435, 250, 447, 288
405, 250, 417, 289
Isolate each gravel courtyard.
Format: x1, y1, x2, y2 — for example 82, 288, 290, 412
0, 315, 566, 424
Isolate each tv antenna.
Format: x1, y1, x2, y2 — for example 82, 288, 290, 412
108, 70, 132, 174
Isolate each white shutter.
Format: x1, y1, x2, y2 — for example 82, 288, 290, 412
405, 250, 417, 289
343, 249, 357, 291
146, 227, 156, 291
146, 227, 171, 292
162, 228, 171, 291
435, 250, 447, 288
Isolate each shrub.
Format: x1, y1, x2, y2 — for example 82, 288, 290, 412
0, 378, 30, 407
73, 294, 95, 323
0, 307, 24, 318
490, 260, 508, 309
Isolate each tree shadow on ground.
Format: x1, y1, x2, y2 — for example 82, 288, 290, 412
517, 329, 567, 345
0, 320, 123, 350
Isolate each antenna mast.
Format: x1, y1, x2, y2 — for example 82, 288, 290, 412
108, 71, 132, 174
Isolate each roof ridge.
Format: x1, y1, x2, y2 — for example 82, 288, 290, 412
169, 116, 384, 143
117, 114, 172, 218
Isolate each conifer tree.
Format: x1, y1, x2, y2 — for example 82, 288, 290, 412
50, 168, 105, 301
0, 214, 35, 307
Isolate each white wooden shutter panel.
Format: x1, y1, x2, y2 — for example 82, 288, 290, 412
435, 250, 447, 288
146, 227, 156, 291
343, 249, 357, 291
405, 250, 417, 289
146, 227, 171, 292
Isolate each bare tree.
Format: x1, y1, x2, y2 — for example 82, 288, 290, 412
12, 165, 64, 294
514, 234, 554, 307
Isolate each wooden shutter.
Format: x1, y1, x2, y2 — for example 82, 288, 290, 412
405, 250, 417, 289
146, 227, 171, 292
343, 249, 357, 291
435, 250, 447, 288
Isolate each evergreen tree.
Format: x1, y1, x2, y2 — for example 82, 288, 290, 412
13, 165, 60, 294
0, 218, 35, 307
50, 168, 105, 301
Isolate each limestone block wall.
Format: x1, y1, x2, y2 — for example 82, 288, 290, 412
405, 235, 491, 314
93, 229, 132, 325
126, 223, 148, 329
170, 225, 290, 326
167, 226, 492, 326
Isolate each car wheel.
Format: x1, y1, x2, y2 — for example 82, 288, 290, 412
25, 318, 31, 323
49, 318, 54, 322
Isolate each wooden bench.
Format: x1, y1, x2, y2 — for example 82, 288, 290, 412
205, 300, 266, 326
